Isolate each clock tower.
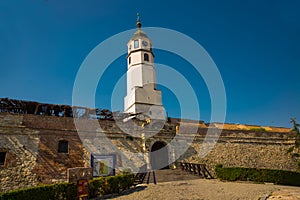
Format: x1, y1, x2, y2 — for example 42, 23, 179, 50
124, 16, 165, 120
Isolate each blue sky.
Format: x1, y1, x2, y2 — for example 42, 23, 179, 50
0, 0, 299, 128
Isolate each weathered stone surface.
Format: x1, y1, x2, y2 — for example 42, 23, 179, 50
67, 167, 92, 183
0, 129, 40, 192
0, 113, 90, 192
0, 113, 298, 192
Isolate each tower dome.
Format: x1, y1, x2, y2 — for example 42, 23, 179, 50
127, 14, 153, 57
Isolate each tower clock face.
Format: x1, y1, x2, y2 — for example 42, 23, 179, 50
142, 41, 148, 47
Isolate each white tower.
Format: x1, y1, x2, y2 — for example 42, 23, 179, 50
124, 16, 165, 120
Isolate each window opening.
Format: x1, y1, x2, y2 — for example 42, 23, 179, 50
134, 40, 139, 48
58, 140, 68, 153
144, 53, 149, 61
0, 152, 6, 165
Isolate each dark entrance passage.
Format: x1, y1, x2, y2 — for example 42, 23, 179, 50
150, 141, 169, 170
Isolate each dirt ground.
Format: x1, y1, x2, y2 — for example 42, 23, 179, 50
94, 169, 300, 200
106, 179, 300, 200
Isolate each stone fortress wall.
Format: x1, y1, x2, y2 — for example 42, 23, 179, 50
0, 113, 89, 192
0, 112, 298, 192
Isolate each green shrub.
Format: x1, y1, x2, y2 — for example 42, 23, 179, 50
0, 173, 135, 200
295, 139, 300, 148
215, 163, 223, 169
287, 146, 294, 153
88, 176, 105, 197
292, 153, 300, 159
215, 166, 300, 186
0, 182, 77, 200
88, 173, 135, 198
249, 127, 266, 132
119, 173, 135, 191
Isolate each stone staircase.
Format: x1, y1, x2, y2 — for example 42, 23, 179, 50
135, 168, 204, 184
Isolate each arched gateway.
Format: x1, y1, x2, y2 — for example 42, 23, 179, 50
150, 141, 169, 170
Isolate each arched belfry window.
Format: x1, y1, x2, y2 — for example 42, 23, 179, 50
144, 53, 149, 61
58, 140, 68, 153
128, 57, 131, 64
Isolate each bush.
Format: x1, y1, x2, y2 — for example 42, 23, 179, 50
88, 176, 105, 197
0, 182, 77, 200
249, 127, 266, 132
215, 165, 300, 186
287, 146, 294, 153
295, 139, 300, 148
215, 163, 223, 168
292, 153, 300, 159
0, 173, 135, 200
88, 173, 135, 198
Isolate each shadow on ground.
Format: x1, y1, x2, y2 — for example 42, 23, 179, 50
94, 169, 207, 199
142, 169, 204, 184
96, 185, 147, 199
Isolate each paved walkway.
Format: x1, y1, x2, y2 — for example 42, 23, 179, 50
96, 169, 300, 200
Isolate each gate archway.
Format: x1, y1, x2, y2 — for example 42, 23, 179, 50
150, 141, 169, 170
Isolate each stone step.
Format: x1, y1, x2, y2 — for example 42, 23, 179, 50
138, 169, 203, 184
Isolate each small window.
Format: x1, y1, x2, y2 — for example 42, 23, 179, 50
58, 140, 68, 153
134, 40, 139, 48
128, 57, 131, 64
144, 53, 149, 61
0, 152, 6, 165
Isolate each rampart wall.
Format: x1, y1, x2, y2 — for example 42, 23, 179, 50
0, 113, 298, 192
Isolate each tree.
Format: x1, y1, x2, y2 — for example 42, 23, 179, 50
290, 118, 300, 148
290, 118, 300, 134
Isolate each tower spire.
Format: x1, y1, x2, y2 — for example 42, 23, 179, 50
125, 16, 165, 120
136, 13, 141, 29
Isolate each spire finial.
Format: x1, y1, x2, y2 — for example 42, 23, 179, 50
136, 13, 141, 29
